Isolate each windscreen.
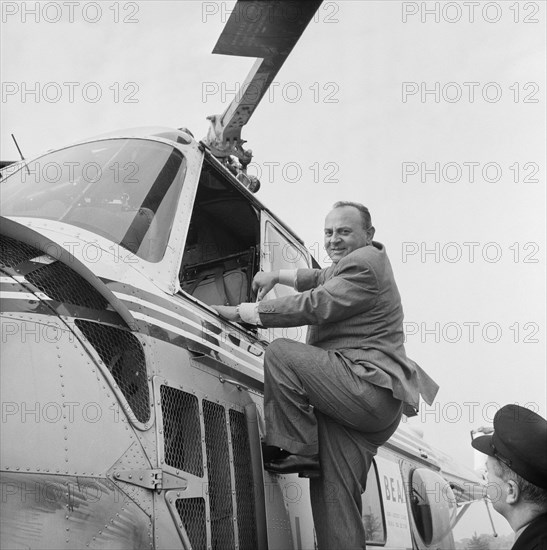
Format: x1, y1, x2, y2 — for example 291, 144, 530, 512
0, 138, 187, 263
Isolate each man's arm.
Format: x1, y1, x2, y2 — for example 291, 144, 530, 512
253, 266, 332, 298
212, 254, 379, 327
257, 252, 379, 328
213, 265, 331, 324
294, 267, 331, 291
252, 270, 297, 300
212, 269, 299, 323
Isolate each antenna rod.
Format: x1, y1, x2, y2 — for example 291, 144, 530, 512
11, 134, 25, 161
484, 498, 498, 537
11, 134, 30, 175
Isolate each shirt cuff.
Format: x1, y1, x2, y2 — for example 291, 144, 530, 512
239, 302, 262, 325
278, 269, 297, 288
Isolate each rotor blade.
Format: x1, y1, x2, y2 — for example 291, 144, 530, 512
207, 0, 322, 154
219, 58, 275, 139
213, 1, 323, 59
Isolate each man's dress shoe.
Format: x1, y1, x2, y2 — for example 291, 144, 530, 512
261, 444, 290, 462
264, 454, 321, 478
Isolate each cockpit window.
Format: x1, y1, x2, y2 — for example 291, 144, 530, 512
0, 139, 187, 263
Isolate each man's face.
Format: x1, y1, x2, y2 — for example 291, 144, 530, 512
324, 206, 372, 263
484, 456, 511, 517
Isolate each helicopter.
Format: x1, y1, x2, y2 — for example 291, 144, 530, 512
0, 1, 493, 548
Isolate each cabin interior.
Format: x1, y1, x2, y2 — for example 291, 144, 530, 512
179, 159, 260, 307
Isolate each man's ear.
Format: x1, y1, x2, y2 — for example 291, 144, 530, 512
367, 226, 376, 244
506, 479, 520, 505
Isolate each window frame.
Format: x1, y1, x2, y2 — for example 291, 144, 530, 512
363, 459, 388, 546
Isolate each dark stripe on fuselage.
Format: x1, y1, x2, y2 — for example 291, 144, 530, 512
1, 276, 266, 386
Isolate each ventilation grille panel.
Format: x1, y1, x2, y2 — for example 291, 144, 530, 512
75, 320, 150, 423
0, 235, 42, 269
26, 261, 108, 310
162, 387, 259, 548
175, 497, 206, 550
229, 409, 258, 549
160, 386, 203, 476
203, 399, 235, 548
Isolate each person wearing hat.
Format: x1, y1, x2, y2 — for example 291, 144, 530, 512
471, 404, 547, 550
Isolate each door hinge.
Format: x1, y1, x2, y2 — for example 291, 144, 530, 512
111, 469, 188, 491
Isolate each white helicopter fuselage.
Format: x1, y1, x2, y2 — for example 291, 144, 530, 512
0, 127, 484, 550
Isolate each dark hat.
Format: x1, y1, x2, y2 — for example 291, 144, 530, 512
472, 404, 547, 490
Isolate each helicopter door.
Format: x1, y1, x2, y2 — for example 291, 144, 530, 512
259, 212, 312, 343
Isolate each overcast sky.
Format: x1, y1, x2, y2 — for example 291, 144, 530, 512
2, 0, 545, 538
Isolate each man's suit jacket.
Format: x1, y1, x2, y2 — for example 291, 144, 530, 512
512, 513, 547, 550
257, 242, 439, 414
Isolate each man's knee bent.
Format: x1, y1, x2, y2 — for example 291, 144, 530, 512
265, 338, 294, 361
264, 338, 301, 379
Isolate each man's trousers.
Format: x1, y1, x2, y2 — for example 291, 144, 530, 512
264, 338, 403, 550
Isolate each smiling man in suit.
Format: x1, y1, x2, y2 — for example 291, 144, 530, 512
214, 201, 438, 550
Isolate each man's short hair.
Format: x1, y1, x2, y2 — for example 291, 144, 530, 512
492, 457, 547, 508
332, 201, 373, 230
